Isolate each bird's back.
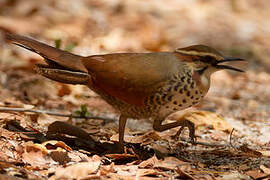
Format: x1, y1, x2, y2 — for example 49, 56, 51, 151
82, 52, 182, 106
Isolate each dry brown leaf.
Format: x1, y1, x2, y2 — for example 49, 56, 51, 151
220, 171, 251, 180
136, 168, 170, 178
42, 140, 72, 152
0, 127, 18, 139
99, 163, 115, 176
21, 142, 53, 167
22, 140, 73, 166
23, 141, 49, 155
0, 113, 24, 123
67, 150, 93, 162
154, 157, 187, 171
260, 165, 270, 174
171, 110, 232, 132
139, 155, 159, 168
42, 141, 72, 164
176, 166, 195, 180
112, 165, 138, 178
49, 151, 71, 165
37, 113, 68, 127
139, 155, 187, 171
246, 170, 266, 179
50, 159, 101, 179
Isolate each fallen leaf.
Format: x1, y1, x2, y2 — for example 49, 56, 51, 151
50, 161, 101, 179
220, 171, 251, 180
21, 142, 53, 167
246, 170, 266, 179
24, 142, 49, 155
139, 155, 159, 168
136, 168, 170, 178
171, 110, 232, 132
113, 165, 138, 177
99, 163, 115, 176
50, 151, 71, 165
37, 114, 68, 127
176, 166, 195, 180
139, 155, 187, 171
42, 140, 72, 152
260, 165, 270, 174
154, 156, 187, 170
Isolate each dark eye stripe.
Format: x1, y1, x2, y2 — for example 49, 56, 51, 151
201, 55, 217, 64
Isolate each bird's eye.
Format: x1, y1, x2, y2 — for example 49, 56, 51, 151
203, 56, 217, 64
197, 66, 208, 75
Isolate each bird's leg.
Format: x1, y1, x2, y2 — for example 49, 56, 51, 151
153, 118, 196, 143
118, 115, 127, 152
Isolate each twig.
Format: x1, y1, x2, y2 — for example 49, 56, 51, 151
0, 107, 116, 121
229, 128, 237, 149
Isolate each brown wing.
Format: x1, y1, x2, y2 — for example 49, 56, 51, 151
82, 52, 181, 106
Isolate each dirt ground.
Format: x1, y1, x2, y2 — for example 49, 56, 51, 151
0, 0, 270, 179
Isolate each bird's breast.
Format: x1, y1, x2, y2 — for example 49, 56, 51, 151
155, 72, 208, 118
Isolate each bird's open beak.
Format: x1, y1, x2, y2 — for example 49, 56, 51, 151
215, 57, 245, 72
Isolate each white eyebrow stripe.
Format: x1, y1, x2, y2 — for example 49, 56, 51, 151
175, 49, 223, 60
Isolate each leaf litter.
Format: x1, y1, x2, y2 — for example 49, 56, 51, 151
1, 0, 270, 179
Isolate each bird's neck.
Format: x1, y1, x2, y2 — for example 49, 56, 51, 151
192, 70, 211, 94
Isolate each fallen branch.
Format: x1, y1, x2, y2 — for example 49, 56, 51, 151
0, 107, 116, 121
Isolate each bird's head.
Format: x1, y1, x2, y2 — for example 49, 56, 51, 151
175, 45, 245, 76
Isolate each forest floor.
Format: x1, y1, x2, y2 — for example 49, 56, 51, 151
0, 0, 270, 179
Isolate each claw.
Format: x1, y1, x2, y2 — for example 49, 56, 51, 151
171, 120, 197, 144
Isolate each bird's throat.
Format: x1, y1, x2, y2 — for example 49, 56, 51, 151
192, 71, 210, 93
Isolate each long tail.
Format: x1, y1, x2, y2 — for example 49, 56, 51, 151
6, 34, 90, 84
5, 34, 87, 72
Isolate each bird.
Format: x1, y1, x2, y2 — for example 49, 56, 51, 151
5, 34, 244, 152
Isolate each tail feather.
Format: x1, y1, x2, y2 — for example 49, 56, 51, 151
5, 34, 87, 72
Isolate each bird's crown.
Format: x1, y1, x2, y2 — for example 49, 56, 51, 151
175, 45, 223, 61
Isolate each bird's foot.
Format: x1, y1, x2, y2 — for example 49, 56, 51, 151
171, 120, 197, 144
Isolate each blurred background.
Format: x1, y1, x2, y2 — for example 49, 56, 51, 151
0, 0, 270, 145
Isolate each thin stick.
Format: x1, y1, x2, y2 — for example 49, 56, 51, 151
229, 128, 237, 149
0, 107, 116, 121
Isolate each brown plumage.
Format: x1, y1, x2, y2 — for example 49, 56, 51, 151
6, 34, 244, 151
